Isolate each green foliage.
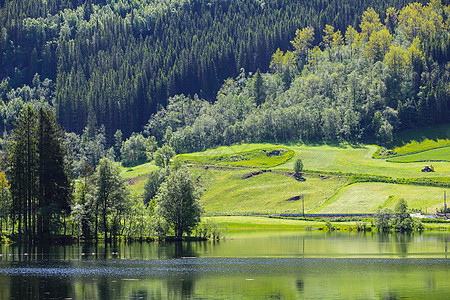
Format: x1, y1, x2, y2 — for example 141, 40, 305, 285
193, 219, 227, 240
154, 144, 175, 168
348, 174, 449, 188
38, 108, 72, 236
392, 199, 413, 232
325, 220, 335, 231
0, 172, 11, 234
252, 70, 266, 106
156, 165, 203, 239
71, 180, 95, 240
123, 193, 152, 240
120, 133, 150, 166
375, 207, 392, 232
94, 158, 130, 240
137, 1, 448, 154
2, 0, 428, 139
143, 168, 169, 205
294, 158, 303, 173
7, 106, 72, 239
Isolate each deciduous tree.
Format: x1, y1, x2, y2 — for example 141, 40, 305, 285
156, 166, 203, 239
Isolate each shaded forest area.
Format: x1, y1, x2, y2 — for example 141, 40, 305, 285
0, 0, 423, 138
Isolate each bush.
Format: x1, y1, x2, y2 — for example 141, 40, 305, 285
294, 158, 303, 173
375, 207, 392, 232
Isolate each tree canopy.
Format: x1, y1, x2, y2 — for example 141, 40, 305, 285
155, 166, 203, 239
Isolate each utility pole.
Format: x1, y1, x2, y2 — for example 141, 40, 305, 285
302, 194, 305, 218
445, 191, 447, 218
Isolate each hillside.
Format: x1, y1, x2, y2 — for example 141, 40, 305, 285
125, 125, 450, 215
0, 0, 419, 137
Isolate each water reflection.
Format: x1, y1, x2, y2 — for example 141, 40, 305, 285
8, 275, 72, 300
0, 232, 449, 299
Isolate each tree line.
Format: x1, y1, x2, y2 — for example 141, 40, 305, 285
145, 0, 449, 153
0, 106, 205, 242
0, 0, 421, 138
1, 106, 71, 241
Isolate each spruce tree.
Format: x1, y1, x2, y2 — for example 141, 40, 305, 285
7, 107, 72, 240
253, 69, 266, 106
37, 108, 72, 237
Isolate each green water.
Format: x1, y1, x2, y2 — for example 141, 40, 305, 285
0, 231, 449, 299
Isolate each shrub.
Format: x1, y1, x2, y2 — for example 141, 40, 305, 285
294, 158, 303, 173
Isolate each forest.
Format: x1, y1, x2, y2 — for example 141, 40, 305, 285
0, 0, 427, 138
0, 0, 449, 241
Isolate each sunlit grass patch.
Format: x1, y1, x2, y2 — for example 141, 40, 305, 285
315, 182, 448, 214
178, 146, 294, 168
120, 161, 159, 195
386, 147, 450, 163
190, 167, 348, 215
120, 161, 159, 179
373, 124, 450, 159
277, 144, 450, 179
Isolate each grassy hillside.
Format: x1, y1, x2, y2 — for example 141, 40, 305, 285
393, 124, 450, 147
125, 127, 450, 215
315, 183, 448, 213
386, 147, 450, 163
374, 124, 450, 158
121, 162, 159, 195
178, 146, 294, 168
283, 145, 449, 178
177, 142, 449, 178
191, 167, 348, 215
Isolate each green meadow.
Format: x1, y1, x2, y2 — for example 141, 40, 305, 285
178, 145, 294, 168
386, 147, 450, 163
124, 127, 450, 219
315, 182, 448, 213
191, 167, 348, 215
278, 144, 450, 178
206, 216, 325, 231
121, 161, 159, 195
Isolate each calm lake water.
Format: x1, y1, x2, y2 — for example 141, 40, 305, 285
0, 231, 449, 299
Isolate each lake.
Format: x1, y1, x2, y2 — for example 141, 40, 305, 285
0, 231, 449, 299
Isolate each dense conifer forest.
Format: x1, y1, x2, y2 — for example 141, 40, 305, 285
0, 0, 429, 138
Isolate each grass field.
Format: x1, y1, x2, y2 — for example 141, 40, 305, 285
191, 167, 348, 215
120, 161, 159, 195
207, 216, 450, 232
386, 147, 450, 163
393, 123, 450, 146
373, 124, 450, 158
180, 143, 450, 178
123, 128, 450, 218
178, 145, 294, 168
315, 182, 448, 213
274, 144, 449, 179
